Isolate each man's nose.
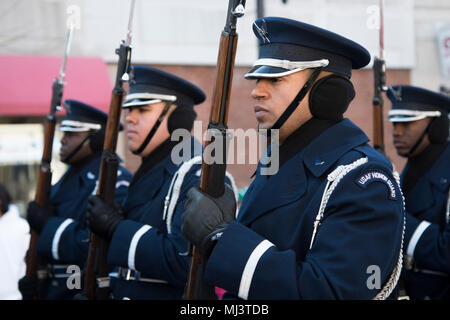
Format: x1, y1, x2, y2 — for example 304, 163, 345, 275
126, 108, 137, 124
60, 133, 67, 144
251, 81, 269, 100
393, 123, 404, 136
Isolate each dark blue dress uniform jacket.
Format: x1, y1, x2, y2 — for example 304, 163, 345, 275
107, 147, 202, 300
402, 143, 450, 300
36, 155, 132, 299
203, 119, 405, 299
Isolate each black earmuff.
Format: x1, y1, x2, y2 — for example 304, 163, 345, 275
428, 113, 449, 144
88, 129, 105, 152
308, 75, 355, 121
167, 105, 197, 135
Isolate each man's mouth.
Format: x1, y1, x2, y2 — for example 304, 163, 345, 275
393, 141, 407, 148
127, 129, 138, 137
254, 105, 268, 118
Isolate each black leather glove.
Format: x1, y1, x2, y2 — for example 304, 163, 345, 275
26, 201, 54, 234
86, 195, 124, 241
181, 185, 236, 257
18, 276, 38, 300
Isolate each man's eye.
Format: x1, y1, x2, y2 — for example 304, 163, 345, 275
139, 107, 150, 113
256, 78, 280, 84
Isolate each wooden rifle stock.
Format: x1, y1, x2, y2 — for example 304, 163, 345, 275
84, 60, 129, 301
84, 148, 120, 300
185, 0, 245, 300
84, 1, 135, 299
201, 34, 238, 196
373, 57, 386, 154
25, 112, 55, 282
25, 44, 67, 298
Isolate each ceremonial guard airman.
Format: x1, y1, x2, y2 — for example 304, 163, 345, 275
181, 17, 405, 300
86, 65, 237, 299
387, 85, 450, 300
19, 100, 132, 299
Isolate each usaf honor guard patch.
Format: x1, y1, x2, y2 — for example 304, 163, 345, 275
355, 170, 397, 200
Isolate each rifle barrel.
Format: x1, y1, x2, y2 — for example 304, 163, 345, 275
185, 0, 245, 300
25, 25, 74, 298
372, 0, 387, 155
84, 0, 135, 300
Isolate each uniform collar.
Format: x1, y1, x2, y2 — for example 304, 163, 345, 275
303, 118, 369, 177
420, 142, 450, 192
130, 136, 202, 187
238, 119, 369, 225
402, 142, 448, 194
401, 143, 450, 215
164, 136, 203, 174
254, 117, 338, 177
63, 153, 101, 180
51, 154, 102, 202
79, 154, 102, 183
65, 154, 102, 183
277, 117, 340, 169
130, 139, 177, 188
253, 118, 369, 179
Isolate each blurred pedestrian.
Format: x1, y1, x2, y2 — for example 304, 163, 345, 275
0, 184, 30, 300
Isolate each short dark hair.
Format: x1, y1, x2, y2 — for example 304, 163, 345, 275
0, 183, 12, 214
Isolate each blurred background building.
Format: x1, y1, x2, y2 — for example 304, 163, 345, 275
0, 0, 449, 214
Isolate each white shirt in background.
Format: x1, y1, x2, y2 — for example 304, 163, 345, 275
0, 204, 30, 300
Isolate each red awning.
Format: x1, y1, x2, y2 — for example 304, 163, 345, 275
0, 55, 112, 116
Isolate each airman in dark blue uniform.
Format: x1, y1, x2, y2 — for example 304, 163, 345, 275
86, 66, 237, 299
387, 85, 450, 300
181, 17, 405, 300
21, 100, 132, 299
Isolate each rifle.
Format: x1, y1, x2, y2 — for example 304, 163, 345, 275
184, 0, 246, 300
84, 0, 136, 300
372, 0, 387, 154
25, 24, 74, 299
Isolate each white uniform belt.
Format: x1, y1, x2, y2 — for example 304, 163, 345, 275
47, 264, 73, 278
115, 267, 168, 284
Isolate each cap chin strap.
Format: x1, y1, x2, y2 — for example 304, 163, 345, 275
61, 132, 94, 164
131, 100, 173, 155
406, 118, 434, 158
269, 67, 323, 135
